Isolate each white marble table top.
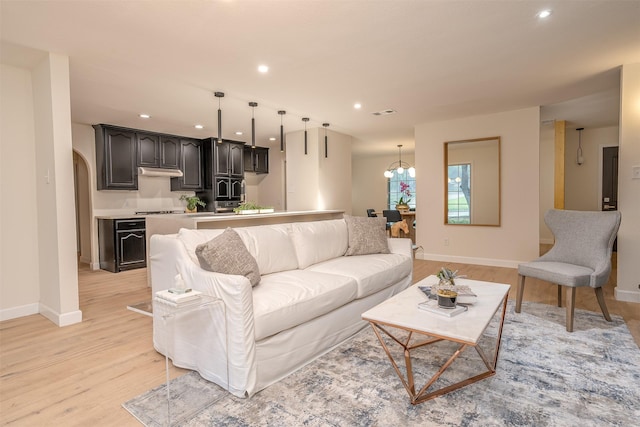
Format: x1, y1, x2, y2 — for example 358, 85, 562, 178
362, 275, 510, 344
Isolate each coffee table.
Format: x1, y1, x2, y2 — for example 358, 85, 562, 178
361, 275, 510, 405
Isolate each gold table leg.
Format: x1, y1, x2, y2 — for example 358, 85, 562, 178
369, 296, 508, 405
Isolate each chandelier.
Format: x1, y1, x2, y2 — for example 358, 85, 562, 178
384, 144, 415, 178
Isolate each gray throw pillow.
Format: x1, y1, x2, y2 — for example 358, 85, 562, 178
344, 215, 390, 256
195, 228, 261, 286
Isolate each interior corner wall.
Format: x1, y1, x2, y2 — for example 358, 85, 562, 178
616, 63, 640, 303
0, 63, 41, 320
414, 107, 540, 268
286, 129, 319, 210
32, 53, 81, 326
539, 121, 555, 244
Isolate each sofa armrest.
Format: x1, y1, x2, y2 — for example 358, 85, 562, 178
387, 237, 413, 259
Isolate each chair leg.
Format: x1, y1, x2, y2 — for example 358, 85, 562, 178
594, 287, 612, 322
566, 287, 576, 332
557, 285, 562, 307
515, 274, 525, 313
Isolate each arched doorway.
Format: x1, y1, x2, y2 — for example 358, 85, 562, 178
73, 150, 92, 266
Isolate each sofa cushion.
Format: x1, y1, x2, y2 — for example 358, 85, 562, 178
251, 270, 357, 341
344, 215, 390, 256
195, 228, 261, 287
290, 219, 348, 269
235, 224, 298, 275
307, 253, 412, 298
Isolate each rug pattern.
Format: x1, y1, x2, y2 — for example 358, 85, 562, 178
123, 301, 640, 426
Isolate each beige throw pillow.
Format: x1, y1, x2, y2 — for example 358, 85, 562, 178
344, 215, 390, 256
195, 227, 261, 286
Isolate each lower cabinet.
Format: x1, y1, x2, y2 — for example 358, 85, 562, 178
98, 218, 146, 272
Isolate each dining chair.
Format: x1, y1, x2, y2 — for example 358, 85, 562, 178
382, 210, 402, 235
366, 209, 377, 217
516, 209, 621, 332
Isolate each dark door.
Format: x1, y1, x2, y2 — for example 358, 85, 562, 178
104, 128, 137, 190
171, 139, 202, 190
229, 143, 244, 176
214, 142, 230, 175
159, 136, 180, 169
138, 133, 159, 167
602, 146, 618, 211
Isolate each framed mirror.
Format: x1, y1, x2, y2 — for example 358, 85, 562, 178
444, 136, 500, 226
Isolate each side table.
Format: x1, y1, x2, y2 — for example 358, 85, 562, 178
153, 294, 227, 426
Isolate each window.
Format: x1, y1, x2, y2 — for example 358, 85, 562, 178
447, 164, 471, 223
388, 171, 416, 210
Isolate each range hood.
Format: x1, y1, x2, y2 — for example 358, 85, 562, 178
138, 167, 184, 178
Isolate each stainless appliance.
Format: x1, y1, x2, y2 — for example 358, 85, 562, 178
213, 200, 241, 213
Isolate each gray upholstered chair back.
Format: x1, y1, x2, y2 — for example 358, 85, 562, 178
540, 209, 621, 287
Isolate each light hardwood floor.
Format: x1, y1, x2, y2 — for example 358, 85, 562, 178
1, 258, 638, 426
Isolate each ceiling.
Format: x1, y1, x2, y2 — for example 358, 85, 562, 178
1, 1, 639, 155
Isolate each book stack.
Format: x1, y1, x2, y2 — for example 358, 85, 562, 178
418, 300, 468, 317
155, 289, 202, 307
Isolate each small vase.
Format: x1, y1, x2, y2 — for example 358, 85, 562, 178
395, 203, 409, 211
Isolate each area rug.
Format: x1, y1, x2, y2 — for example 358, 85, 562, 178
123, 301, 640, 426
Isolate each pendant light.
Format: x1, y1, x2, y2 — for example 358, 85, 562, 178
384, 144, 416, 178
302, 117, 310, 155
576, 127, 584, 165
249, 102, 258, 148
323, 123, 330, 158
214, 91, 224, 144
278, 110, 286, 152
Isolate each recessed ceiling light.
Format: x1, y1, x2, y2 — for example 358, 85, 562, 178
354, 103, 362, 109
194, 124, 204, 129
258, 64, 269, 73
139, 113, 151, 119
537, 9, 552, 18
269, 137, 276, 141
235, 131, 243, 135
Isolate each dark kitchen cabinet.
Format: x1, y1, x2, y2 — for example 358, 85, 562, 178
215, 140, 244, 178
138, 133, 180, 169
244, 146, 269, 174
171, 139, 203, 191
94, 125, 138, 190
215, 177, 243, 200
98, 218, 146, 272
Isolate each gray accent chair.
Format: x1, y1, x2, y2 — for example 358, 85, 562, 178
516, 209, 621, 332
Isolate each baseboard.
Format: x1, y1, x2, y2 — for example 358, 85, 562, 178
0, 303, 39, 321
91, 262, 100, 270
416, 252, 521, 269
39, 303, 83, 326
615, 288, 640, 303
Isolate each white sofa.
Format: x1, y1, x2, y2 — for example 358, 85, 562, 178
150, 218, 413, 397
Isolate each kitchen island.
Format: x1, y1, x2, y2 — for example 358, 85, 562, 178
145, 210, 344, 283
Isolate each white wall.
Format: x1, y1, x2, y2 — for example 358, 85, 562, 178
616, 63, 640, 303
415, 107, 540, 268
565, 126, 619, 211
0, 54, 81, 325
0, 63, 40, 320
286, 128, 352, 213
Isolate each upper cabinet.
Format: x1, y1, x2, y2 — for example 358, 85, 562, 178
171, 138, 203, 191
137, 133, 180, 169
214, 140, 244, 177
244, 146, 269, 174
94, 125, 138, 190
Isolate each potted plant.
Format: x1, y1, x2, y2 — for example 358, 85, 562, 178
180, 194, 206, 213
233, 201, 260, 215
395, 181, 412, 211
